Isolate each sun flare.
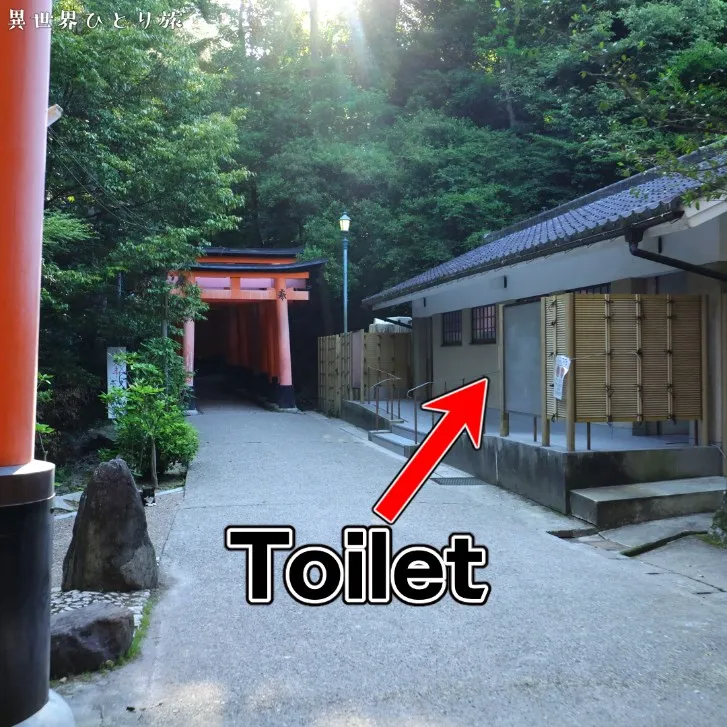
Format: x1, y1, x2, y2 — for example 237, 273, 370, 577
291, 0, 354, 22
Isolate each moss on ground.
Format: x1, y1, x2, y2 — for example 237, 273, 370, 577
699, 532, 727, 549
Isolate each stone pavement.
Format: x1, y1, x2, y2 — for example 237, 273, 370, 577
58, 400, 727, 726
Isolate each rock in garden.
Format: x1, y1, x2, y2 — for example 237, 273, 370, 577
50, 603, 134, 678
62, 458, 158, 592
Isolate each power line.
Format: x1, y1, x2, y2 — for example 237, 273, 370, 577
47, 129, 151, 232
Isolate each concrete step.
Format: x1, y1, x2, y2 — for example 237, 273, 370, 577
570, 476, 726, 529
391, 423, 431, 441
368, 431, 418, 458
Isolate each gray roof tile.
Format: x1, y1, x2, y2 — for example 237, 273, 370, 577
364, 148, 727, 307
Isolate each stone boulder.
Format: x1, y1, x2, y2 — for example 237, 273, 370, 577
50, 604, 134, 678
62, 458, 158, 592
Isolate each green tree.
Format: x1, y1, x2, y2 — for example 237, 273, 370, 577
44, 0, 246, 431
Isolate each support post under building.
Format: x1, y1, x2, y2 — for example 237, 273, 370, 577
0, 2, 74, 724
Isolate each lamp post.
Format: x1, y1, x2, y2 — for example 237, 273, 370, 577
339, 213, 350, 333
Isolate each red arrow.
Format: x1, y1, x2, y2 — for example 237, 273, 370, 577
372, 377, 489, 524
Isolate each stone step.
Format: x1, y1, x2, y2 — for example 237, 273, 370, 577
52, 495, 76, 513
368, 431, 418, 458
570, 476, 726, 529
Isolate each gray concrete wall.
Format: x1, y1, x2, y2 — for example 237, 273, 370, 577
503, 301, 541, 416
442, 434, 723, 514
341, 400, 393, 432
411, 317, 432, 391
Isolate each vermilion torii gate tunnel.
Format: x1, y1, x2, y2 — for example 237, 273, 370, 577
171, 248, 326, 409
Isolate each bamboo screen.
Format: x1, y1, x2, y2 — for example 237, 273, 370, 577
544, 293, 703, 423
318, 334, 344, 416
362, 332, 412, 395
319, 332, 411, 415
543, 295, 569, 421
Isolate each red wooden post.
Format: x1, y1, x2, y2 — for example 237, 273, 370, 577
274, 277, 295, 408
0, 3, 74, 724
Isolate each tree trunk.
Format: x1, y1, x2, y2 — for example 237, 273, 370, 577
504, 59, 517, 129
150, 438, 158, 491
249, 182, 264, 247
310, 0, 320, 66
318, 269, 335, 335
162, 294, 169, 393
143, 438, 158, 506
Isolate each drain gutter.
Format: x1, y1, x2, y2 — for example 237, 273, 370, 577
626, 209, 727, 283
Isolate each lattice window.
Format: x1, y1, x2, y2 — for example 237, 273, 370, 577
442, 310, 462, 345
471, 305, 496, 344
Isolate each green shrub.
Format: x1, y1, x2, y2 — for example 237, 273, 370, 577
114, 409, 199, 480
101, 346, 198, 488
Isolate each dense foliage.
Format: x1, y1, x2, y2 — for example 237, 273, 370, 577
44, 0, 727, 428
101, 340, 199, 487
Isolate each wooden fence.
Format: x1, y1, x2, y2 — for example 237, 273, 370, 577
318, 330, 411, 416
541, 293, 706, 450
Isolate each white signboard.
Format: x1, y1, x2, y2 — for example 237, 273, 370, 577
106, 347, 127, 419
553, 355, 571, 401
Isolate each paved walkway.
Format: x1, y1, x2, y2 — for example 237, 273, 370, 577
60, 401, 727, 726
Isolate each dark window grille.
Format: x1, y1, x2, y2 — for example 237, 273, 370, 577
471, 305, 496, 344
572, 283, 611, 294
442, 311, 462, 345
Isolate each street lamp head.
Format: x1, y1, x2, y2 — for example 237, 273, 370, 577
339, 212, 350, 233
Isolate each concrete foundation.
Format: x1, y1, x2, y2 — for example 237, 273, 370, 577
340, 400, 402, 431
442, 434, 724, 514
14, 692, 74, 727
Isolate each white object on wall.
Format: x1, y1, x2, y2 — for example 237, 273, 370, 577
553, 355, 571, 401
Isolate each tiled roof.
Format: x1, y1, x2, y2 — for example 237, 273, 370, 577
191, 258, 327, 273
363, 147, 727, 307
203, 247, 303, 257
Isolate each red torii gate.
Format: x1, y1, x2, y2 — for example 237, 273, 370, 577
171, 248, 325, 410
0, 1, 75, 724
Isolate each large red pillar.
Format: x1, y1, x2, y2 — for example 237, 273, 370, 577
274, 278, 295, 409
0, 3, 74, 725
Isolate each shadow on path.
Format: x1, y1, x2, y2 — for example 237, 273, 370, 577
59, 402, 727, 727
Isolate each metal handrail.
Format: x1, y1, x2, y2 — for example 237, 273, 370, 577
366, 364, 402, 416
369, 374, 402, 429
408, 381, 435, 445
407, 381, 432, 398
369, 376, 399, 397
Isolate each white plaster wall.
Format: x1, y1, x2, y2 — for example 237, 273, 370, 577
431, 311, 500, 402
